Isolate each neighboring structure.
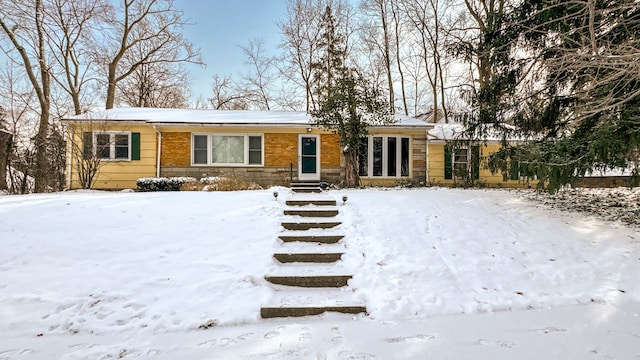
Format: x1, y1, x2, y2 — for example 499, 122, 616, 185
62, 108, 435, 189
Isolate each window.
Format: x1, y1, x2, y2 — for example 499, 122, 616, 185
94, 132, 131, 160
359, 135, 411, 178
444, 145, 480, 180
191, 134, 263, 166
193, 135, 208, 164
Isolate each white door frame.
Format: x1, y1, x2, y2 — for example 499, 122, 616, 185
298, 134, 321, 181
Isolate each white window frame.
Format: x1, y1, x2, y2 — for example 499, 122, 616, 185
359, 135, 411, 178
453, 147, 470, 179
94, 131, 131, 161
191, 133, 264, 166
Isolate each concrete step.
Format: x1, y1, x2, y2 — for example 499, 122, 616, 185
265, 275, 352, 288
261, 306, 366, 318
290, 181, 321, 186
291, 187, 322, 193
286, 199, 337, 206
278, 234, 344, 244
274, 252, 344, 263
281, 222, 341, 230
284, 209, 339, 217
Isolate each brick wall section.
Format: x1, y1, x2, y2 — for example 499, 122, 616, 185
159, 131, 347, 187
161, 132, 190, 166
264, 133, 297, 166
321, 133, 341, 167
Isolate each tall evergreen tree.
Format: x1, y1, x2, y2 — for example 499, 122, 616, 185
496, 0, 640, 191
311, 5, 392, 187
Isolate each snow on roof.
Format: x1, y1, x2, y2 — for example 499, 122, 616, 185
428, 123, 534, 141
63, 107, 432, 127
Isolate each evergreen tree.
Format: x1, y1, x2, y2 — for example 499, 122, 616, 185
456, 0, 640, 191
509, 0, 640, 191
310, 5, 392, 187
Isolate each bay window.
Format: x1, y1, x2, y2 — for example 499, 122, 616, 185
359, 135, 410, 178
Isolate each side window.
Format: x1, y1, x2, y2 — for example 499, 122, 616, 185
193, 135, 208, 164
96, 134, 111, 159
248, 136, 262, 165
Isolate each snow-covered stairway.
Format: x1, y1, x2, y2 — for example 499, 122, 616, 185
261, 189, 366, 319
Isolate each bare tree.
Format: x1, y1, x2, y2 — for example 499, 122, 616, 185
209, 74, 249, 110
46, 0, 105, 115
239, 38, 275, 110
99, 0, 201, 109
359, 0, 395, 113
0, 106, 10, 191
390, 0, 409, 115
277, 0, 326, 112
117, 61, 189, 108
401, 0, 454, 122
67, 120, 113, 189
0, 0, 52, 192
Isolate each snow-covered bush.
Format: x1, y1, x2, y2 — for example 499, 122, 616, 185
136, 177, 196, 192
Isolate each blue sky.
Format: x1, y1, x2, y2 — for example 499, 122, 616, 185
175, 0, 288, 102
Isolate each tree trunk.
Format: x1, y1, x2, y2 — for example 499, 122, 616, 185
344, 150, 360, 188
379, 0, 394, 114
106, 62, 118, 109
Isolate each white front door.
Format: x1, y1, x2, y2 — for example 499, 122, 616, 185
298, 134, 320, 181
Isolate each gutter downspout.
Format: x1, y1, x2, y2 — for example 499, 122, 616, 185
153, 125, 161, 178
66, 124, 73, 189
425, 129, 430, 186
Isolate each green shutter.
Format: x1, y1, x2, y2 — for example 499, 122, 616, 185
444, 145, 452, 179
471, 145, 480, 180
82, 132, 93, 160
131, 132, 141, 160
510, 159, 520, 180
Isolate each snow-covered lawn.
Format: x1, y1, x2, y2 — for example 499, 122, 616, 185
1, 188, 638, 359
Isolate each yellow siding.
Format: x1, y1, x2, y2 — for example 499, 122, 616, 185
427, 142, 538, 188
68, 124, 157, 190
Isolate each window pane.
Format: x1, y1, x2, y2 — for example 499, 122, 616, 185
194, 135, 207, 149
387, 137, 397, 176
454, 148, 468, 177
115, 134, 128, 159
401, 137, 409, 176
96, 134, 110, 159
248, 136, 262, 165
302, 137, 316, 155
193, 135, 208, 164
212, 135, 244, 163
373, 137, 383, 176
302, 156, 316, 173
358, 137, 368, 177
249, 136, 261, 150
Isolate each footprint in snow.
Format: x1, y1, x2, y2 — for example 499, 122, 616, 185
540, 327, 567, 334
478, 339, 517, 348
338, 351, 376, 360
385, 334, 435, 343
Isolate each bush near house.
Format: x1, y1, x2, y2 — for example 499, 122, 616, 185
136, 177, 196, 192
